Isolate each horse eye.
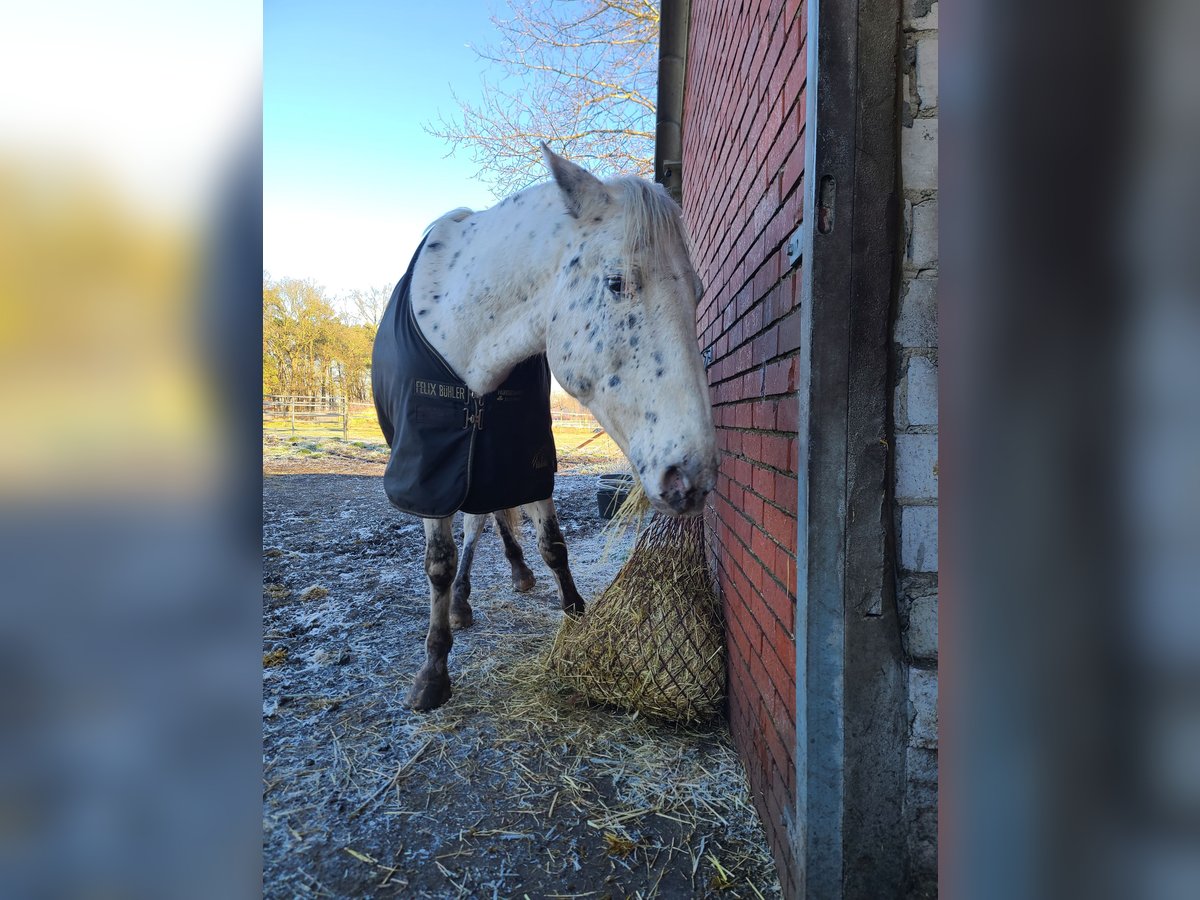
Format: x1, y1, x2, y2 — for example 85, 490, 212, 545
605, 275, 624, 294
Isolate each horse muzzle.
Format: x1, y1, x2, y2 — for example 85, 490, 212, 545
652, 458, 716, 517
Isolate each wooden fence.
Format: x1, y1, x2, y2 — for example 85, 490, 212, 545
263, 395, 376, 438
263, 394, 600, 438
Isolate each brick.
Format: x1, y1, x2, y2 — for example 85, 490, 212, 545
755, 323, 781, 360
768, 686, 796, 744
900, 505, 938, 572
760, 279, 787, 328
747, 551, 768, 593
761, 283, 786, 327
743, 491, 765, 524
728, 481, 745, 511
753, 400, 777, 431
903, 0, 938, 30
761, 434, 790, 471
763, 502, 794, 546
747, 634, 770, 685
773, 621, 797, 670
778, 309, 803, 353
895, 277, 937, 347
763, 717, 795, 785
915, 37, 938, 110
732, 457, 751, 487
782, 143, 805, 202
740, 430, 760, 459
775, 473, 798, 512
903, 591, 938, 660
751, 464, 775, 500
901, 118, 938, 191
908, 668, 938, 750
731, 604, 763, 658
764, 359, 790, 396
904, 354, 938, 426
749, 523, 771, 556
909, 197, 938, 267
763, 577, 794, 629
895, 433, 938, 500
776, 397, 799, 433
732, 507, 754, 544
766, 211, 793, 261
761, 640, 793, 703
769, 553, 792, 601
742, 302, 764, 338
770, 501, 798, 553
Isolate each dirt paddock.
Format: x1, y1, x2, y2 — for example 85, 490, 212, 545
263, 467, 781, 898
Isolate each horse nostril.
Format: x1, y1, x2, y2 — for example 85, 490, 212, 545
662, 465, 688, 498
660, 464, 701, 514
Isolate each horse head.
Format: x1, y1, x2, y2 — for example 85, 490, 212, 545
540, 144, 718, 517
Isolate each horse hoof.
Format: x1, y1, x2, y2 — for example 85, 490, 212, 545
563, 599, 585, 618
512, 567, 536, 593
405, 674, 451, 712
450, 604, 474, 630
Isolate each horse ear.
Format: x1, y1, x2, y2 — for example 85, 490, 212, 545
540, 142, 608, 219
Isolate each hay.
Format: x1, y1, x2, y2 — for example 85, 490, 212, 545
263, 647, 289, 668
263, 470, 782, 896
547, 493, 725, 724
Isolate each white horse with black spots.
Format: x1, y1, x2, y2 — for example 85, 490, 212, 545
373, 144, 717, 711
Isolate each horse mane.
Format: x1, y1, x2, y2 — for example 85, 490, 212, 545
607, 177, 693, 278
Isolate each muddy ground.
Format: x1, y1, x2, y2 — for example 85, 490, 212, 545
263, 469, 780, 898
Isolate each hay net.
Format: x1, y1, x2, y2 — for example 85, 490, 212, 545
546, 513, 725, 724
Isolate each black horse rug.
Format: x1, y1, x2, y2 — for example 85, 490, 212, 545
372, 241, 557, 519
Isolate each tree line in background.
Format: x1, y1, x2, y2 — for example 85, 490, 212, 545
262, 275, 595, 424
262, 278, 390, 402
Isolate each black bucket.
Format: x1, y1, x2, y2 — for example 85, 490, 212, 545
596, 472, 636, 519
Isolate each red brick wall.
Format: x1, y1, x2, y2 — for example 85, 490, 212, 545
683, 1, 807, 894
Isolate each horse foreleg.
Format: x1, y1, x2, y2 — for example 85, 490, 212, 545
523, 498, 584, 616
493, 507, 536, 593
406, 516, 456, 711
450, 513, 488, 629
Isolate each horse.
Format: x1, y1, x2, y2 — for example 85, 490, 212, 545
372, 144, 718, 711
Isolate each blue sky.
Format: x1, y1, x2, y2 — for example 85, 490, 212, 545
265, 1, 508, 297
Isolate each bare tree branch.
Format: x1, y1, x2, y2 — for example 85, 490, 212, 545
426, 0, 659, 197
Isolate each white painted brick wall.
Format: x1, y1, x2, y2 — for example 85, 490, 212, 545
896, 433, 938, 500
909, 197, 938, 268
916, 37, 938, 109
903, 592, 939, 660
895, 278, 938, 347
898, 4, 938, 886
901, 118, 938, 191
905, 355, 938, 426
900, 505, 938, 572
908, 669, 939, 750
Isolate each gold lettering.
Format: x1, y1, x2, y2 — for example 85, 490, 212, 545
413, 380, 466, 401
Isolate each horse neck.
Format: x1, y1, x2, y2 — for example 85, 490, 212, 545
416, 185, 565, 395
